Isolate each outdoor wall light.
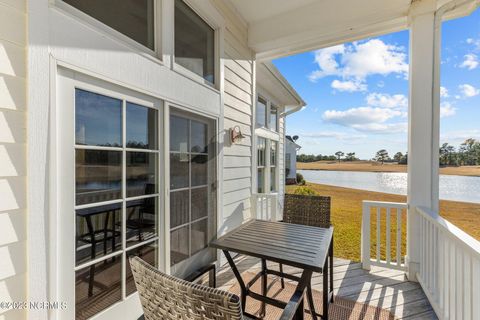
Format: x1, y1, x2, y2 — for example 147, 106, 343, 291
230, 125, 245, 144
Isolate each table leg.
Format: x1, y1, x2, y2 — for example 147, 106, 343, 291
223, 250, 247, 312
261, 258, 267, 317
287, 269, 313, 320
86, 216, 96, 297
323, 254, 329, 320
329, 236, 334, 303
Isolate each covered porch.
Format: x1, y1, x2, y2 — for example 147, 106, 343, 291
216, 255, 434, 319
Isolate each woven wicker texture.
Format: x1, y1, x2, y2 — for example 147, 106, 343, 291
228, 272, 396, 320
283, 194, 331, 228
130, 257, 245, 320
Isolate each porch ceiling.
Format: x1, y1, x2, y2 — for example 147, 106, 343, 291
227, 0, 479, 60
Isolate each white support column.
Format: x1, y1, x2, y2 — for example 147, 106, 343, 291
406, 0, 441, 281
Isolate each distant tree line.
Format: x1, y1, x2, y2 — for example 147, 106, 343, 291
297, 152, 359, 162
297, 138, 480, 166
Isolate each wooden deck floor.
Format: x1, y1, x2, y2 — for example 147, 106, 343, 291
216, 255, 437, 319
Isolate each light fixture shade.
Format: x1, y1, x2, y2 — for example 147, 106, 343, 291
230, 125, 245, 144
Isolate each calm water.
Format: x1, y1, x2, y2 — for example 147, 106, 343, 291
299, 170, 480, 203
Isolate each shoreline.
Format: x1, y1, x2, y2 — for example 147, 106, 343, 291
297, 161, 480, 177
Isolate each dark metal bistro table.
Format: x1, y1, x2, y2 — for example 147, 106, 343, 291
210, 219, 334, 320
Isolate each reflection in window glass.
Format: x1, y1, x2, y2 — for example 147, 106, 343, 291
75, 257, 122, 320
271, 141, 277, 166
126, 102, 158, 149
170, 153, 189, 189
270, 104, 278, 131
75, 150, 122, 205
256, 97, 267, 128
257, 168, 264, 193
170, 115, 189, 152
175, 0, 215, 83
257, 137, 266, 166
169, 112, 215, 268
191, 120, 207, 153
63, 0, 155, 50
191, 219, 208, 255
125, 198, 157, 247
170, 225, 189, 266
75, 203, 122, 266
75, 89, 122, 147
191, 187, 208, 220
191, 154, 208, 186
126, 152, 157, 197
126, 243, 158, 296
170, 190, 189, 228
270, 167, 276, 192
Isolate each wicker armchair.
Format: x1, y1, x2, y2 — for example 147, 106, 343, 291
279, 194, 331, 290
283, 194, 331, 228
129, 257, 252, 320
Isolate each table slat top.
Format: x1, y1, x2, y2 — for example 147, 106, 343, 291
210, 219, 333, 272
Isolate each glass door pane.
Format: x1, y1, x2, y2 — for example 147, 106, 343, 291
74, 88, 161, 320
169, 110, 216, 277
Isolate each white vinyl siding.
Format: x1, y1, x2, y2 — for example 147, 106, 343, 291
278, 117, 285, 210
0, 1, 27, 319
213, 0, 255, 230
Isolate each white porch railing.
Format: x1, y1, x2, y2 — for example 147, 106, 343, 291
251, 193, 279, 221
416, 206, 480, 320
361, 200, 408, 271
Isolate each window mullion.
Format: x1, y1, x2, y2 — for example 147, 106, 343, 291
121, 99, 127, 300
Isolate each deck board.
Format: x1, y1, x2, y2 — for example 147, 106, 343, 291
216, 255, 437, 319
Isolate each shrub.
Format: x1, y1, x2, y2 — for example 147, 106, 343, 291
296, 172, 305, 184
293, 186, 317, 196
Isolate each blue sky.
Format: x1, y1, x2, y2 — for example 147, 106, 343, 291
274, 8, 480, 160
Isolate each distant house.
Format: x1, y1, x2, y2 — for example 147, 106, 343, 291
285, 136, 301, 184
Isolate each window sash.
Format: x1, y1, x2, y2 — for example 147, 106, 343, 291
62, 0, 156, 51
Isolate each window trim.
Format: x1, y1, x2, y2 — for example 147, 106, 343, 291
256, 96, 268, 129
172, 0, 222, 89
54, 0, 162, 60
56, 68, 166, 319
256, 93, 280, 133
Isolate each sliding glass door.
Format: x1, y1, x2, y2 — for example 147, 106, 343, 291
57, 70, 218, 319
169, 109, 217, 278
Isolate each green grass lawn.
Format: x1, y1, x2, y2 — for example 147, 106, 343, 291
286, 182, 480, 262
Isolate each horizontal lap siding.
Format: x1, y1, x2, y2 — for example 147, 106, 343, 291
278, 117, 285, 219
0, 1, 27, 319
216, 2, 254, 234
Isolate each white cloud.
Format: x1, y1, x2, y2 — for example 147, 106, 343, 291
441, 129, 480, 143
323, 107, 401, 126
351, 122, 408, 134
308, 45, 345, 81
331, 79, 367, 92
440, 102, 456, 118
440, 86, 449, 98
302, 131, 367, 140
458, 84, 480, 98
366, 93, 407, 109
309, 39, 409, 90
459, 54, 479, 70
466, 38, 480, 50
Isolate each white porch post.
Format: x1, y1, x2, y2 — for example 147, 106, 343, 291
406, 0, 441, 281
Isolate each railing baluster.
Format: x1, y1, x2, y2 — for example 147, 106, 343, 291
438, 231, 443, 307
396, 208, 402, 267
376, 207, 381, 262
386, 207, 391, 265
473, 258, 479, 319
450, 243, 456, 319
456, 248, 463, 320
361, 202, 371, 270
464, 253, 471, 320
